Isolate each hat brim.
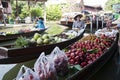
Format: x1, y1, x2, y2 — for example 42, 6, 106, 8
74, 14, 83, 20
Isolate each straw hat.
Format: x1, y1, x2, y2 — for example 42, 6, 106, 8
112, 17, 120, 24
74, 14, 83, 20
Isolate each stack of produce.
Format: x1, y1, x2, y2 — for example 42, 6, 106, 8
16, 47, 68, 80
48, 47, 68, 76
0, 28, 41, 36
66, 34, 115, 68
14, 30, 78, 48
15, 32, 117, 79
0, 29, 31, 35
95, 28, 118, 37
56, 29, 79, 40
31, 33, 62, 45
17, 29, 31, 33
34, 53, 57, 80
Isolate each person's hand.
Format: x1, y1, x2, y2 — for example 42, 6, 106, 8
110, 26, 118, 29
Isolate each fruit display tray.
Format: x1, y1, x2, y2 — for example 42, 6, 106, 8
0, 29, 46, 42
0, 29, 85, 63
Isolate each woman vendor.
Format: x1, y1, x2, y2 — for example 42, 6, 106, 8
35, 17, 45, 30
72, 14, 85, 30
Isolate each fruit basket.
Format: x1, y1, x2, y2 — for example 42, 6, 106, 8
0, 29, 46, 42
95, 28, 118, 37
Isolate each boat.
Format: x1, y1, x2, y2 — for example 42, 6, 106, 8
0, 29, 85, 64
0, 29, 46, 42
1, 32, 119, 80
67, 33, 119, 80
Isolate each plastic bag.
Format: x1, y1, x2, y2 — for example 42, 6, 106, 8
34, 52, 57, 80
16, 65, 40, 80
49, 47, 68, 76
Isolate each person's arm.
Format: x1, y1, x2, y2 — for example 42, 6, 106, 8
81, 20, 85, 29
72, 21, 75, 29
117, 24, 120, 29
110, 25, 118, 29
110, 24, 120, 29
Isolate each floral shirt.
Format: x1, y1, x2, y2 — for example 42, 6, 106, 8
106, 19, 112, 28
72, 20, 85, 29
117, 24, 120, 28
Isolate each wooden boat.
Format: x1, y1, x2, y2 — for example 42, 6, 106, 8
67, 33, 119, 80
1, 33, 119, 80
0, 29, 46, 42
0, 29, 85, 64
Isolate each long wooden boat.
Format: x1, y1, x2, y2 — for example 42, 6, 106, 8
67, 33, 119, 80
1, 33, 119, 80
0, 29, 85, 64
0, 29, 46, 42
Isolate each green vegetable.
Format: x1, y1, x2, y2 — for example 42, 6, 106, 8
73, 65, 82, 71
15, 36, 29, 48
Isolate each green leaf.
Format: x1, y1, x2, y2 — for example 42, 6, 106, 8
14, 36, 29, 48
73, 65, 82, 71
82, 48, 87, 52
87, 48, 98, 53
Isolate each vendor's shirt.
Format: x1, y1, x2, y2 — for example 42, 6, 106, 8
72, 20, 85, 29
117, 23, 120, 42
117, 24, 120, 28
106, 20, 112, 28
36, 20, 45, 29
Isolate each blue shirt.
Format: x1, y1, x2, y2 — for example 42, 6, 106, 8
36, 19, 45, 29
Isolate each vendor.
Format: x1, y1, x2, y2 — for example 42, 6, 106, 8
35, 17, 45, 30
72, 14, 85, 30
106, 18, 112, 29
111, 17, 120, 29
111, 18, 120, 46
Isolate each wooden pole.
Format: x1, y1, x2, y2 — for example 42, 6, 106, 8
96, 16, 98, 30
90, 15, 93, 33
44, 2, 46, 24
101, 16, 104, 28
28, 0, 31, 23
28, 0, 30, 14
16, 0, 18, 17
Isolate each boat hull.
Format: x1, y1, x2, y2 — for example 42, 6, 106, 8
0, 30, 85, 64
0, 29, 46, 42
67, 33, 119, 80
